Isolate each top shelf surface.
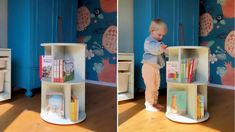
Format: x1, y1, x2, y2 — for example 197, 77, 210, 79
167, 46, 208, 50
41, 78, 85, 85
41, 43, 86, 47
119, 53, 134, 56
167, 80, 208, 85
0, 48, 11, 51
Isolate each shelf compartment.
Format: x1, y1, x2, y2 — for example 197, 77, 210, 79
167, 47, 209, 84
41, 82, 86, 124
41, 83, 65, 119
180, 48, 208, 83
167, 83, 208, 120
70, 84, 85, 121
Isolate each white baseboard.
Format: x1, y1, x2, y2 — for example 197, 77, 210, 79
208, 83, 235, 90
85, 80, 116, 88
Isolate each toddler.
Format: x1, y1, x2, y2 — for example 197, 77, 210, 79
142, 19, 168, 112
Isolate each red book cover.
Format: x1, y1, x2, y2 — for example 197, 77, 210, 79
187, 59, 191, 82
39, 55, 43, 79
189, 58, 195, 83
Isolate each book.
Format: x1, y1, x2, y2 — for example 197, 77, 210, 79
181, 59, 186, 82
188, 58, 195, 83
166, 61, 180, 81
70, 95, 79, 121
168, 90, 187, 115
41, 55, 53, 79
64, 58, 75, 82
46, 92, 64, 119
186, 58, 191, 81
59, 59, 64, 82
197, 94, 204, 119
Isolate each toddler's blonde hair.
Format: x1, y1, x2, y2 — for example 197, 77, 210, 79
149, 19, 168, 33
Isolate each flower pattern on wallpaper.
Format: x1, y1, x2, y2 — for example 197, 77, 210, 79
224, 30, 235, 57
200, 13, 214, 37
91, 8, 104, 23
200, 0, 235, 86
77, 0, 117, 83
99, 0, 117, 13
102, 25, 117, 54
216, 62, 235, 86
217, 0, 235, 18
77, 6, 91, 31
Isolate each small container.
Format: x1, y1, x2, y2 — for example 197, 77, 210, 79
0, 72, 5, 92
118, 72, 130, 93
0, 58, 8, 69
118, 61, 132, 72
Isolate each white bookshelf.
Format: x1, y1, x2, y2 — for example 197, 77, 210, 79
0, 48, 11, 101
40, 43, 86, 125
165, 46, 209, 123
118, 53, 134, 101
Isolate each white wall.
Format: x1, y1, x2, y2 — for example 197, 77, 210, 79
118, 0, 133, 53
0, 0, 8, 48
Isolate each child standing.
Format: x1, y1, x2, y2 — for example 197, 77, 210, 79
142, 19, 168, 112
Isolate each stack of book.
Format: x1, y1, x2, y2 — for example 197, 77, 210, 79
40, 55, 74, 82
70, 95, 79, 121
181, 58, 198, 83
166, 58, 198, 83
197, 94, 205, 119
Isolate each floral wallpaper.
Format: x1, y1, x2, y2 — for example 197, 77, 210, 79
199, 0, 235, 86
77, 0, 117, 83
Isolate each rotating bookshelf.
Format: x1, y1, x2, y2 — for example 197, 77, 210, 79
40, 43, 86, 125
165, 46, 209, 123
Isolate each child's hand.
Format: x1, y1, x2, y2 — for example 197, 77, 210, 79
160, 44, 167, 51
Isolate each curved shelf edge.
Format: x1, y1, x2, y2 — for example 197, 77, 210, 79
167, 46, 208, 50
0, 69, 8, 73
41, 79, 85, 85
165, 112, 209, 123
40, 111, 86, 125
167, 81, 208, 85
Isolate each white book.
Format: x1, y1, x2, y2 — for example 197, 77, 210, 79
200, 95, 204, 118
52, 59, 57, 82
59, 59, 63, 82
57, 60, 59, 82
77, 99, 79, 120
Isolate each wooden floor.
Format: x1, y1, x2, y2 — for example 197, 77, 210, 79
118, 87, 234, 132
0, 83, 117, 132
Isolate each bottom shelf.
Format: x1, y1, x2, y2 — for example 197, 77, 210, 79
165, 112, 209, 123
0, 92, 10, 101
118, 92, 134, 101
40, 111, 86, 125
